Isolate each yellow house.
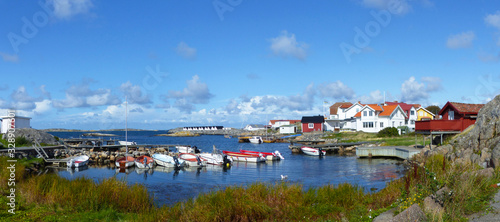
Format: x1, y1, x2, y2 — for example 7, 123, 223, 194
416, 107, 435, 121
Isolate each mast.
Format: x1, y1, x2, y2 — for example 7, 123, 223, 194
125, 96, 128, 158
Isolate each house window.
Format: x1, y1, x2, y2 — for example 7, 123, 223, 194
308, 123, 314, 129
419, 111, 423, 116
363, 111, 367, 116
400, 122, 403, 126
363, 122, 374, 128
411, 120, 415, 124
380, 122, 384, 128
392, 121, 395, 127
411, 110, 415, 115
369, 111, 373, 116
448, 110, 454, 120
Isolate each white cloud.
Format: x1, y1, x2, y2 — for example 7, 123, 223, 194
269, 30, 308, 60
9, 86, 44, 110
318, 81, 355, 100
120, 81, 152, 104
33, 99, 53, 115
485, 11, 500, 30
53, 79, 121, 108
446, 31, 475, 49
47, 0, 94, 20
165, 75, 214, 113
175, 42, 197, 60
400, 76, 442, 103
0, 52, 19, 63
356, 90, 386, 104
361, 0, 412, 15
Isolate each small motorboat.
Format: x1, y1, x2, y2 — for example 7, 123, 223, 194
67, 155, 90, 168
249, 136, 263, 144
222, 150, 266, 162
300, 146, 326, 156
177, 145, 201, 153
119, 141, 137, 146
152, 153, 185, 168
199, 152, 233, 166
134, 155, 154, 168
115, 156, 135, 168
178, 153, 207, 167
240, 150, 284, 161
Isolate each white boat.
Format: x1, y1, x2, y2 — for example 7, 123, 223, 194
152, 153, 185, 168
119, 141, 137, 146
178, 153, 207, 167
177, 145, 195, 153
249, 136, 263, 144
300, 146, 326, 156
115, 156, 135, 168
222, 150, 266, 162
67, 155, 90, 168
134, 155, 154, 168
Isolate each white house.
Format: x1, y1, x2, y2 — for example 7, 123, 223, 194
1, 116, 32, 134
354, 104, 407, 133
268, 120, 301, 129
244, 124, 266, 131
324, 102, 363, 131
385, 101, 420, 132
279, 124, 297, 134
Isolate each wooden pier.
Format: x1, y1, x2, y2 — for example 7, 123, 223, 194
288, 142, 369, 153
356, 146, 421, 160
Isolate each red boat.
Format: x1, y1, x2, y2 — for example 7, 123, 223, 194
239, 149, 284, 160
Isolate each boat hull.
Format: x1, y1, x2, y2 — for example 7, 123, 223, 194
152, 154, 185, 168
116, 156, 135, 168
178, 153, 207, 167
222, 151, 266, 162
240, 150, 279, 161
67, 155, 90, 168
249, 136, 263, 144
134, 155, 154, 168
300, 146, 326, 156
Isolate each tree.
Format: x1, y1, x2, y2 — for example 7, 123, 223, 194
426, 105, 441, 115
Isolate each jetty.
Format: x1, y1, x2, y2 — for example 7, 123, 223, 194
356, 146, 421, 160
288, 142, 369, 153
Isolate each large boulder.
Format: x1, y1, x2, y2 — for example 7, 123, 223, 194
1, 128, 58, 145
449, 95, 500, 167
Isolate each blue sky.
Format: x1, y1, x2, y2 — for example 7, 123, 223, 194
1, 0, 500, 130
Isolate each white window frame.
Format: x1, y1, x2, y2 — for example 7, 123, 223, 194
308, 123, 314, 129
448, 110, 454, 120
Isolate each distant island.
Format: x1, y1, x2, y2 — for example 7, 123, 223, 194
42, 128, 160, 132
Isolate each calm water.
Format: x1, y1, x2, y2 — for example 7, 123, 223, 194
49, 131, 406, 206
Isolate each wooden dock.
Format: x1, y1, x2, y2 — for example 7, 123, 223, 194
356, 146, 421, 160
288, 142, 369, 153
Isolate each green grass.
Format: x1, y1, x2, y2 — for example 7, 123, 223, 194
1, 153, 499, 221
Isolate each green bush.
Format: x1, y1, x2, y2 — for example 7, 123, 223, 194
377, 127, 399, 137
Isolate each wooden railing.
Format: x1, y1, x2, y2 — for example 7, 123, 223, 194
415, 118, 476, 132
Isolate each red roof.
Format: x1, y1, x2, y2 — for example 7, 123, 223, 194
439, 102, 484, 115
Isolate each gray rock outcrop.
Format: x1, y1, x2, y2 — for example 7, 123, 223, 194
448, 94, 500, 167
1, 128, 58, 145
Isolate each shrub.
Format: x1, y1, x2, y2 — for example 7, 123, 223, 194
377, 127, 399, 137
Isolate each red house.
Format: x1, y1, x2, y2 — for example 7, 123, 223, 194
301, 115, 325, 132
415, 102, 484, 132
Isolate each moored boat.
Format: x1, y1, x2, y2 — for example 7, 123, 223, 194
152, 153, 185, 168
240, 149, 284, 161
222, 150, 266, 162
115, 156, 135, 168
249, 136, 263, 144
300, 146, 326, 156
178, 153, 207, 167
67, 155, 90, 168
134, 155, 154, 168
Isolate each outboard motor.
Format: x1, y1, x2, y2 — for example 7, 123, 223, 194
275, 150, 285, 160
222, 154, 231, 167
319, 148, 324, 157
196, 155, 202, 166
173, 156, 180, 168
194, 146, 201, 154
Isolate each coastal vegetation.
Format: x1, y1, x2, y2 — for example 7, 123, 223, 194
322, 131, 431, 147
1, 154, 498, 221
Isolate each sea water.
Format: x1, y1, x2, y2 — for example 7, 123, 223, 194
50, 131, 406, 206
